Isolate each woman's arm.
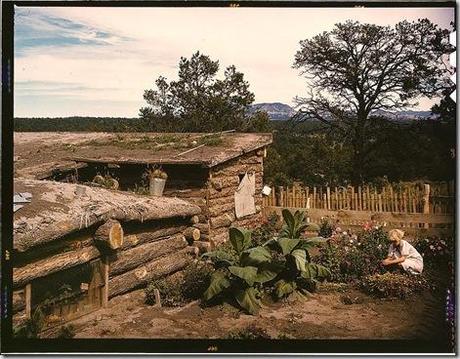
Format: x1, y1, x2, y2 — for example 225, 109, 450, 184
385, 256, 407, 265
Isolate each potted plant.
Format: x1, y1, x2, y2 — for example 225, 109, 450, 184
148, 166, 168, 196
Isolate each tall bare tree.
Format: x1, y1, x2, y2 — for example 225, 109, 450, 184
293, 19, 454, 184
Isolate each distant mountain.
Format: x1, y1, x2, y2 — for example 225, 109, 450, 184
248, 102, 295, 120
372, 110, 438, 121
248, 102, 437, 121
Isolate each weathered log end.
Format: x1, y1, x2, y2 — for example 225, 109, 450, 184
94, 219, 124, 250
183, 227, 201, 243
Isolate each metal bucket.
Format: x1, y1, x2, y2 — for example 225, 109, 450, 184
149, 178, 166, 196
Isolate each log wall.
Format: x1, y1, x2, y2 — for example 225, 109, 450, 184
206, 148, 265, 246
12, 216, 199, 329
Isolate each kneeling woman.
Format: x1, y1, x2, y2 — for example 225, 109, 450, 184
381, 229, 423, 275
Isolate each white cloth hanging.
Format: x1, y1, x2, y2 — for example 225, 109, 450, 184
234, 172, 256, 218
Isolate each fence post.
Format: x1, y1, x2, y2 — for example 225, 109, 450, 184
423, 184, 431, 229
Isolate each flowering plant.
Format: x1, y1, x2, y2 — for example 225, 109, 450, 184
317, 227, 389, 283
413, 236, 453, 266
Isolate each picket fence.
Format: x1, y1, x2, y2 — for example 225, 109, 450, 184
262, 181, 455, 236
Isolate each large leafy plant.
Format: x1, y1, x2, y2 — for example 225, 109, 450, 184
265, 209, 330, 299
202, 227, 282, 314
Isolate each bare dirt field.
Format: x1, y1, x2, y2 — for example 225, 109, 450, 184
42, 284, 446, 341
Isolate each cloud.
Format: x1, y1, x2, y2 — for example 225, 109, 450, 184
14, 6, 454, 117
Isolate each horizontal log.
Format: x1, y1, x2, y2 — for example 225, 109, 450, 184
192, 240, 212, 254
211, 164, 263, 178
193, 223, 210, 234
207, 195, 234, 207
210, 213, 235, 229
208, 186, 235, 200
210, 176, 239, 190
109, 234, 187, 277
108, 247, 193, 298
184, 227, 200, 242
234, 214, 262, 229
190, 215, 200, 225
237, 156, 263, 165
209, 203, 235, 217
122, 225, 187, 249
13, 235, 94, 268
13, 246, 101, 288
182, 197, 207, 207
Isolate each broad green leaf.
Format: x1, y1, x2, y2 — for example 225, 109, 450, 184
203, 271, 231, 301
274, 279, 296, 299
254, 262, 284, 283
201, 251, 235, 266
240, 246, 272, 266
235, 287, 261, 315
301, 263, 331, 281
228, 265, 258, 286
291, 249, 307, 272
229, 227, 252, 254
282, 209, 295, 230
295, 237, 327, 251
277, 237, 300, 255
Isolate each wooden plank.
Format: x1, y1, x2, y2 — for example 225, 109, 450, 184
25, 284, 32, 319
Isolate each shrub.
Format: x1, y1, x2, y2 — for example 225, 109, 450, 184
145, 261, 214, 307
251, 213, 279, 246
317, 226, 388, 282
182, 261, 214, 301
413, 236, 453, 267
360, 272, 430, 299
318, 217, 335, 238
145, 274, 184, 307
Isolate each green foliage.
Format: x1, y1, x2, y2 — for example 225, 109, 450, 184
293, 19, 453, 183
140, 51, 255, 132
413, 236, 454, 268
146, 262, 213, 306
250, 213, 280, 246
202, 228, 277, 314
360, 272, 430, 299
279, 209, 317, 239
318, 218, 334, 238
146, 275, 184, 307
317, 227, 389, 282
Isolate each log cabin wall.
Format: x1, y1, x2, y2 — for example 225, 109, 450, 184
12, 216, 199, 330
206, 148, 265, 246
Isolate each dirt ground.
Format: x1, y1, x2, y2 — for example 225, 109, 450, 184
42, 284, 446, 340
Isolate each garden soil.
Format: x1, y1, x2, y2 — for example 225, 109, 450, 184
42, 285, 446, 340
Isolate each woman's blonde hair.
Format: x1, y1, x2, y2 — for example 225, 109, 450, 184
388, 229, 405, 241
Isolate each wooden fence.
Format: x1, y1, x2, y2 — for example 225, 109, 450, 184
262, 181, 454, 214
262, 181, 454, 236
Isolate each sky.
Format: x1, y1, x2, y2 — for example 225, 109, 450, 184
14, 6, 454, 118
